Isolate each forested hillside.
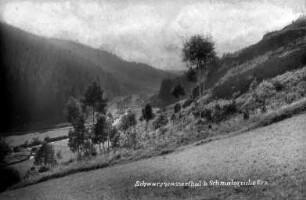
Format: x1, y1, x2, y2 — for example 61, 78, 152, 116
51, 39, 174, 93
0, 23, 173, 132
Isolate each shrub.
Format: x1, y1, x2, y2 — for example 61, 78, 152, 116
200, 108, 212, 121
13, 146, 21, 152
34, 143, 57, 167
201, 100, 237, 123
182, 98, 193, 108
243, 111, 249, 120
170, 113, 176, 124
232, 91, 241, 99
31, 147, 38, 154
241, 93, 265, 114
30, 137, 42, 146
109, 127, 120, 148
249, 78, 258, 92
24, 167, 39, 179
192, 111, 200, 118
255, 80, 276, 99
23, 140, 29, 148
171, 84, 185, 99
272, 80, 284, 91
159, 127, 168, 135
296, 81, 306, 96
38, 166, 50, 173
0, 167, 21, 192
153, 114, 169, 130
285, 93, 299, 104
174, 103, 181, 113
44, 137, 50, 143
56, 150, 62, 161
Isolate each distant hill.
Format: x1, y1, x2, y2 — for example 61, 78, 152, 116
0, 22, 174, 132
51, 39, 174, 94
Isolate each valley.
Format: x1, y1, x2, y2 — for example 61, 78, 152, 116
0, 6, 305, 200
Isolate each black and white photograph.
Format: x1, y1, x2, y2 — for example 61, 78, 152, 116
0, 0, 306, 199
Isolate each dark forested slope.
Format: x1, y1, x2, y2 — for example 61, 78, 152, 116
0, 23, 172, 132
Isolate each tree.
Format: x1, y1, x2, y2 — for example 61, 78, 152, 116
109, 127, 120, 148
120, 112, 137, 133
171, 84, 185, 99
83, 81, 107, 125
68, 116, 87, 157
120, 112, 137, 148
153, 113, 169, 130
92, 115, 109, 153
183, 35, 216, 97
141, 104, 154, 130
65, 97, 82, 125
34, 143, 57, 167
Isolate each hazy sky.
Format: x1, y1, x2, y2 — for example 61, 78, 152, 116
1, 0, 305, 69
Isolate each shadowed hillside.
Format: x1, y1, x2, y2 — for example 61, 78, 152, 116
0, 23, 174, 133
51, 39, 175, 93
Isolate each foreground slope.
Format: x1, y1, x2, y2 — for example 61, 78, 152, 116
2, 113, 306, 199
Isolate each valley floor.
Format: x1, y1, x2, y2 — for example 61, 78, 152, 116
1, 113, 306, 200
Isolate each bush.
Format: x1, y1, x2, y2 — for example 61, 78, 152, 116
159, 127, 168, 135
23, 140, 29, 148
174, 103, 181, 113
272, 80, 284, 91
153, 114, 169, 130
296, 81, 306, 96
34, 143, 57, 167
30, 137, 42, 146
13, 146, 21, 152
200, 108, 212, 121
255, 80, 276, 99
38, 166, 50, 173
31, 147, 38, 154
241, 93, 265, 114
24, 167, 39, 179
0, 167, 21, 192
44, 137, 50, 143
110, 127, 120, 148
285, 93, 300, 104
243, 111, 249, 120
200, 100, 238, 123
182, 98, 193, 108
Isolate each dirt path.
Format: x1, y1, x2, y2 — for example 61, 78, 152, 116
1, 113, 306, 200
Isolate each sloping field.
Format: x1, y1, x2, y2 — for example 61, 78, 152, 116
1, 113, 306, 200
